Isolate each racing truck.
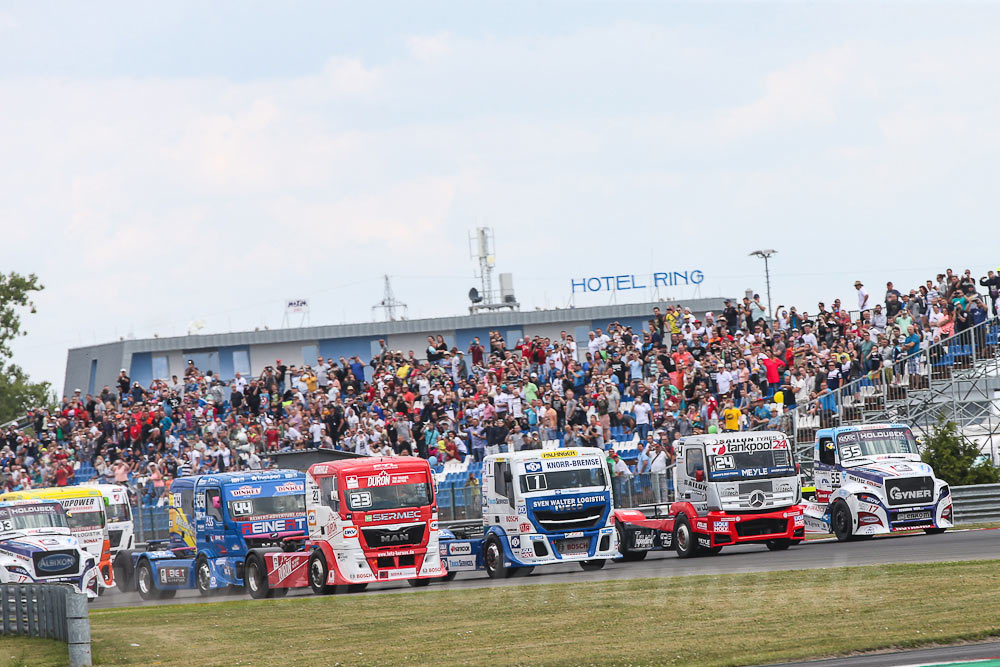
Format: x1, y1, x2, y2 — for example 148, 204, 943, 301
243, 456, 445, 598
0, 486, 114, 589
803, 423, 952, 540
439, 447, 618, 579
85, 484, 135, 555
116, 470, 307, 600
615, 431, 805, 558
0, 500, 99, 599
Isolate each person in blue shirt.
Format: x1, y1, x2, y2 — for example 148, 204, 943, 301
903, 325, 922, 376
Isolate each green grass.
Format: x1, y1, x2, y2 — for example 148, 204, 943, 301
8, 560, 1000, 666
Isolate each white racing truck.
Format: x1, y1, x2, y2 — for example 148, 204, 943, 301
0, 499, 99, 598
439, 448, 617, 578
804, 423, 953, 540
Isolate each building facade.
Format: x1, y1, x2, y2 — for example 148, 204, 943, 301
63, 298, 727, 398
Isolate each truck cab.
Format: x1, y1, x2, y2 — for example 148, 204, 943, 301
440, 448, 617, 579
244, 456, 445, 598
0, 500, 100, 599
0, 486, 114, 589
84, 484, 134, 554
119, 470, 307, 600
804, 423, 952, 540
615, 432, 805, 558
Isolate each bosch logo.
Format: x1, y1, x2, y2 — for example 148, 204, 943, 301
37, 554, 75, 572
748, 490, 766, 508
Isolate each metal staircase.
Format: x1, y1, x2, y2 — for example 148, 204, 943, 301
793, 318, 1000, 474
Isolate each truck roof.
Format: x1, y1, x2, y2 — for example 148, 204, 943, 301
307, 456, 430, 477
485, 447, 606, 464
0, 499, 63, 509
0, 487, 103, 501
169, 469, 302, 490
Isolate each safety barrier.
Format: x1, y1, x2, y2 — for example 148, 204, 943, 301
0, 584, 91, 666
952, 483, 1000, 524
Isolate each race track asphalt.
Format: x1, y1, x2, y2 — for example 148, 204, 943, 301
770, 639, 1000, 666
93, 527, 1000, 609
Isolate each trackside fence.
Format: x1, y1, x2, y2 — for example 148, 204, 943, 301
952, 483, 1000, 524
0, 584, 91, 666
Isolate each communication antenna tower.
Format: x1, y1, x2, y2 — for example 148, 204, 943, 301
372, 274, 408, 321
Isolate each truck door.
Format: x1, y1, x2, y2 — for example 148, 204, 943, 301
679, 446, 708, 509
815, 436, 839, 503
201, 485, 225, 547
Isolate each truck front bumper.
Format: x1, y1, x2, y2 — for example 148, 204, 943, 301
694, 507, 806, 547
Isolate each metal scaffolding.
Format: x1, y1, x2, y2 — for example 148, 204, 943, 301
793, 318, 1000, 475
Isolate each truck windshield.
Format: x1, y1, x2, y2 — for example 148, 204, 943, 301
708, 449, 794, 481
65, 510, 105, 530
0, 504, 68, 531
345, 482, 433, 511
837, 428, 918, 458
106, 502, 131, 522
519, 467, 608, 493
228, 495, 305, 520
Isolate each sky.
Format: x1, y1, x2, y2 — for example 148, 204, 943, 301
1, 1, 999, 395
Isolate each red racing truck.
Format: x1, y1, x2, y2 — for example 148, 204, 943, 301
615, 431, 806, 558
243, 456, 446, 597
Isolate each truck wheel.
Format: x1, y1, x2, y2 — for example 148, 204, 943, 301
673, 517, 698, 559
408, 578, 431, 587
832, 502, 854, 542
196, 558, 215, 597
706, 546, 724, 556
579, 560, 605, 571
308, 551, 336, 595
113, 552, 134, 593
135, 561, 160, 601
766, 539, 792, 551
510, 566, 534, 577
616, 524, 648, 561
924, 528, 947, 535
483, 537, 507, 579
442, 571, 457, 582
245, 555, 273, 600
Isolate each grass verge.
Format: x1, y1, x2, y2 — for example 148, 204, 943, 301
8, 560, 1000, 666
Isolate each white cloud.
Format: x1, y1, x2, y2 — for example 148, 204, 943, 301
407, 33, 452, 61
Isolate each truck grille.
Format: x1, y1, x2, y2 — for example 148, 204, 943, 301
884, 476, 935, 507
734, 518, 787, 538
533, 508, 604, 533
739, 481, 773, 494
108, 529, 124, 548
362, 525, 425, 549
32, 550, 80, 577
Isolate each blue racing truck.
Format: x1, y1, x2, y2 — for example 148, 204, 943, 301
439, 448, 617, 579
116, 470, 306, 600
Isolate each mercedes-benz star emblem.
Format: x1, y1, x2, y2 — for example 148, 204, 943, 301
748, 490, 766, 508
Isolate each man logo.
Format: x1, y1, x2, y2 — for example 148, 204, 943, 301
748, 490, 766, 508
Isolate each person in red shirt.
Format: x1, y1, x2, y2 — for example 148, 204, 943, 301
761, 350, 787, 396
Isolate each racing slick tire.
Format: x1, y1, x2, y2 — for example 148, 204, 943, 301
673, 517, 698, 559
510, 566, 534, 577
766, 539, 792, 551
135, 561, 161, 601
442, 570, 457, 582
113, 551, 135, 593
616, 523, 648, 562
196, 557, 215, 597
245, 555, 273, 600
483, 537, 507, 579
308, 550, 336, 595
924, 528, 947, 535
706, 546, 724, 556
408, 578, 431, 587
831, 501, 855, 543
579, 559, 606, 571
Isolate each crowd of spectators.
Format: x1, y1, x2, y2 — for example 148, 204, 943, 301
1, 266, 997, 503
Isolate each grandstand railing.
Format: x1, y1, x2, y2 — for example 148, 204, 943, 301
791, 317, 1000, 470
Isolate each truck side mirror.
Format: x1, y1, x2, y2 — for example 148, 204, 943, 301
694, 469, 704, 483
